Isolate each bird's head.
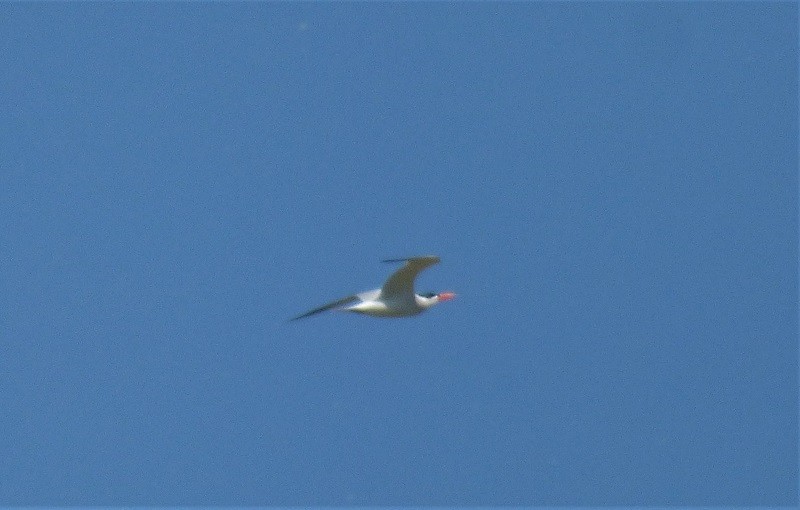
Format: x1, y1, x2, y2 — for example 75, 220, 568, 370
419, 291, 457, 304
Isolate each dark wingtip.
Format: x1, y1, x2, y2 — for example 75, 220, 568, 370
288, 295, 359, 322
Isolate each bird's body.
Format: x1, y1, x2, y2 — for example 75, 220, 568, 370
291, 256, 455, 320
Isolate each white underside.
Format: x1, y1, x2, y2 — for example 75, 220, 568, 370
345, 299, 423, 317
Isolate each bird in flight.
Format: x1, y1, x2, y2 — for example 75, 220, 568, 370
290, 256, 455, 320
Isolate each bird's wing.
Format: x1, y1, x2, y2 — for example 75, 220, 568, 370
380, 256, 441, 299
289, 294, 359, 321
356, 289, 382, 302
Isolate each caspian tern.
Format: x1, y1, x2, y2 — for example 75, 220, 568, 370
290, 256, 455, 320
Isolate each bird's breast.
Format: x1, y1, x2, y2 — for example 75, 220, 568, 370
347, 299, 421, 317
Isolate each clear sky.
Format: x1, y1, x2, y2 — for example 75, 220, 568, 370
1, 2, 797, 506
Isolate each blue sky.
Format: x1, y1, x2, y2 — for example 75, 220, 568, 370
1, 2, 797, 506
